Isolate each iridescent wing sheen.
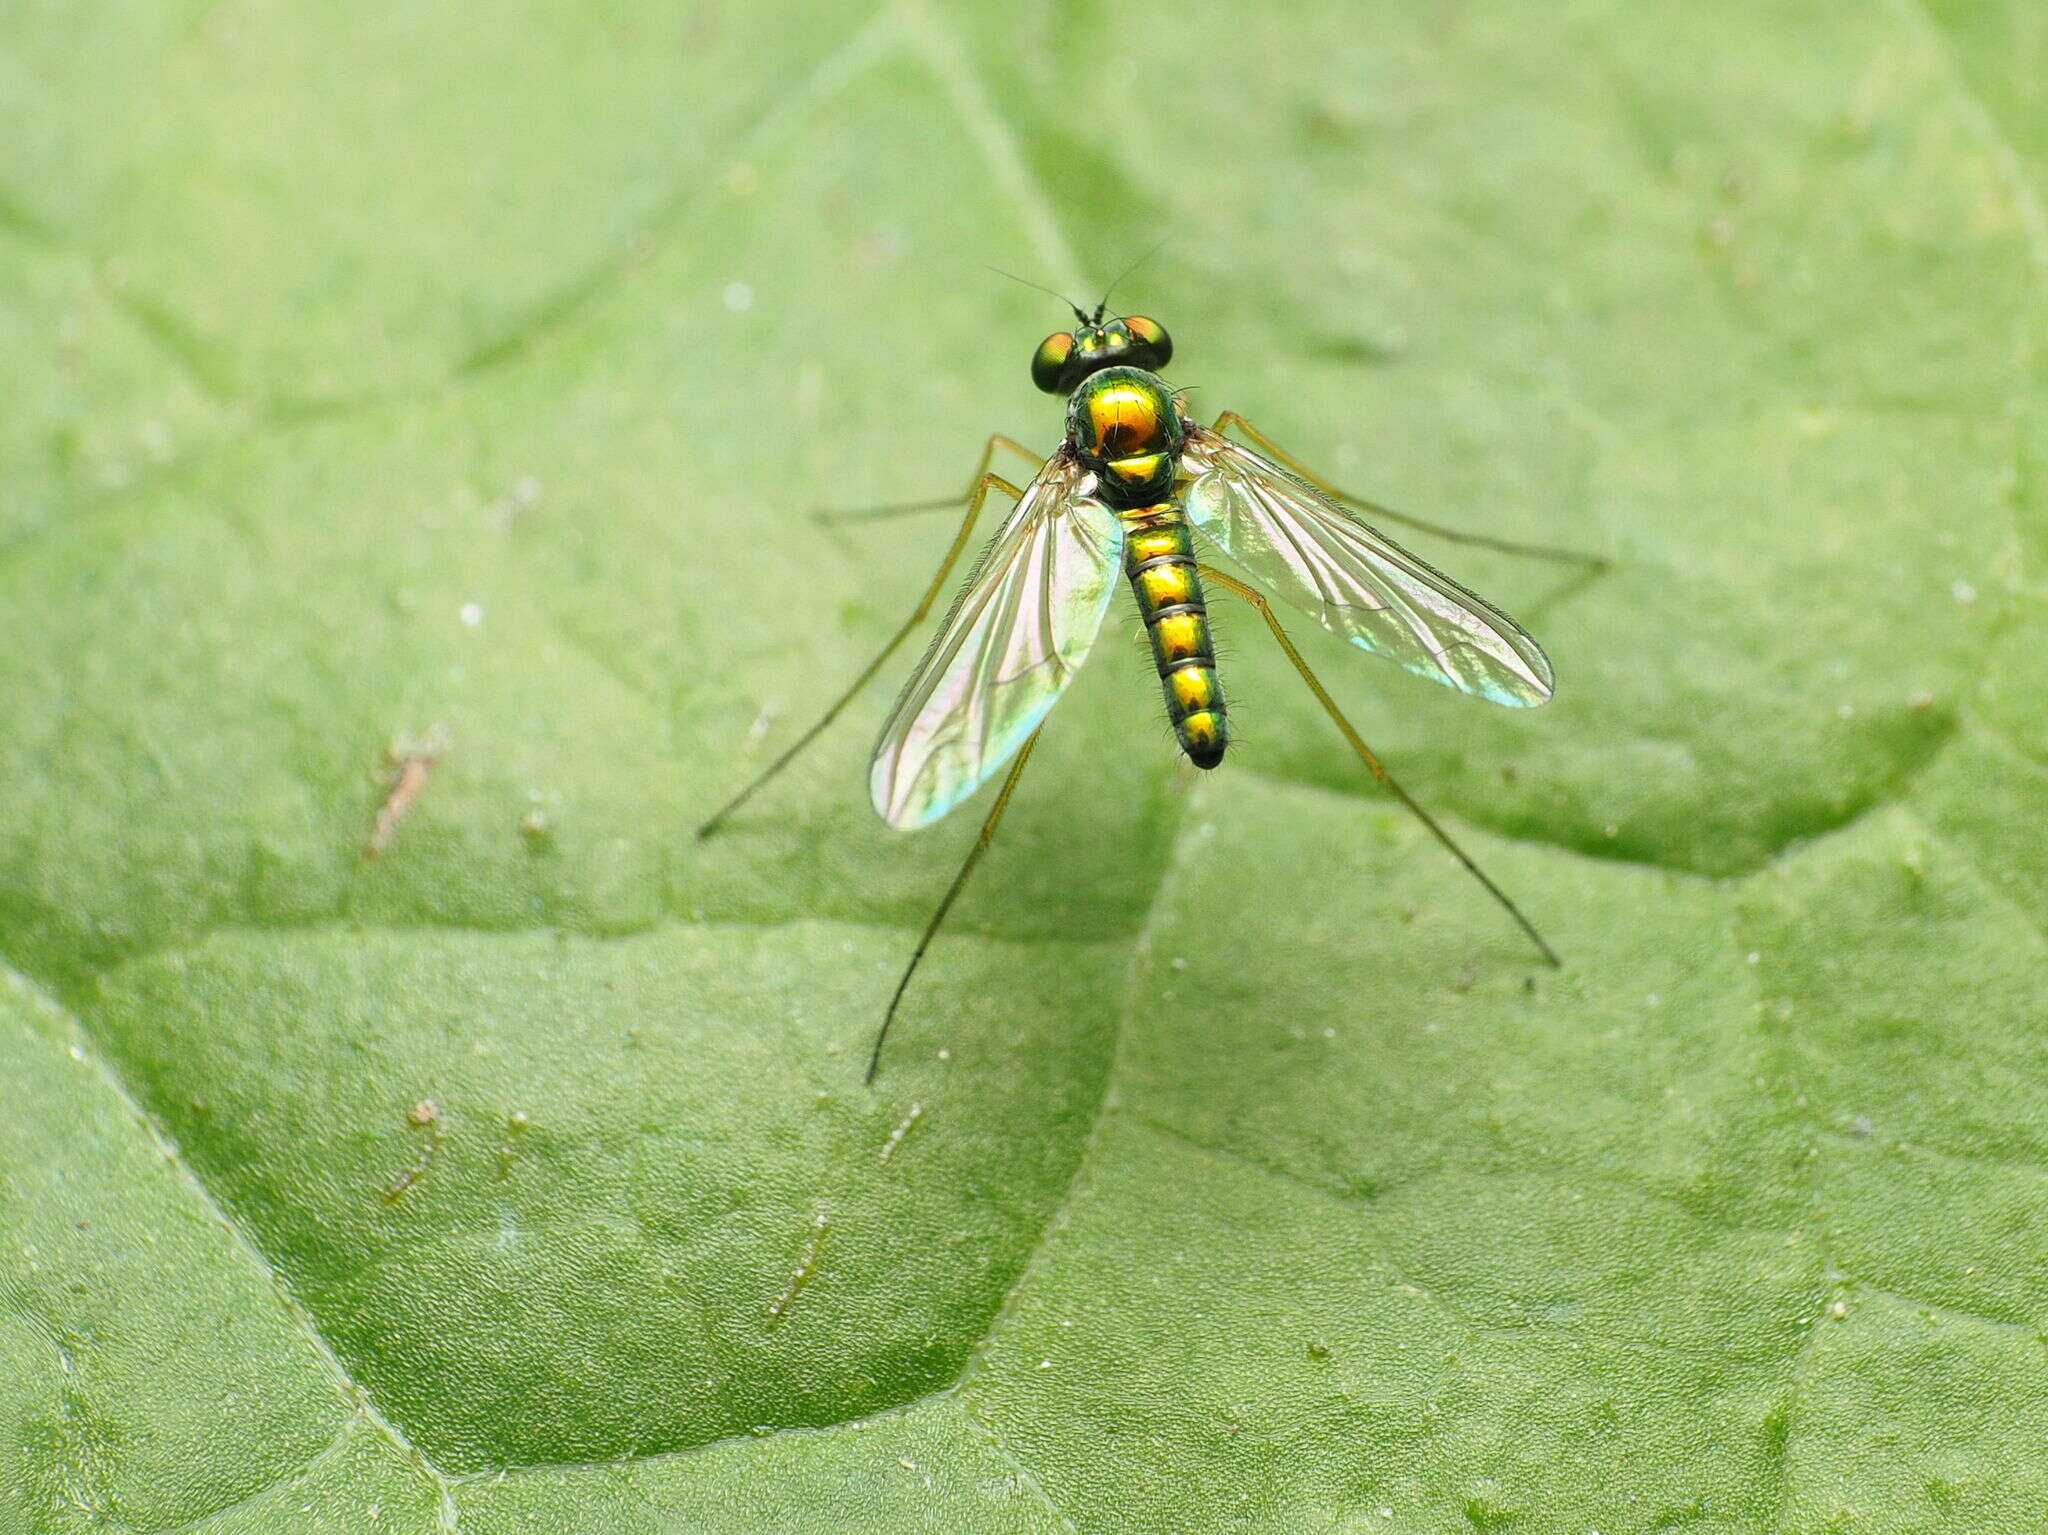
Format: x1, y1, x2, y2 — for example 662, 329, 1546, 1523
1182, 425, 1553, 707
870, 452, 1123, 830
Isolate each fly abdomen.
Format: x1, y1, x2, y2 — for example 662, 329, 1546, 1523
1123, 503, 1228, 769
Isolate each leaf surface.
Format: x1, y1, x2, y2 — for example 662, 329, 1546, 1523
4, 1, 2046, 1529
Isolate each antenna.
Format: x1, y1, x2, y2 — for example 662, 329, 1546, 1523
1094, 237, 1168, 323
984, 265, 1090, 325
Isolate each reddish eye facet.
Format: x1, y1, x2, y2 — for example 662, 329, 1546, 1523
1031, 332, 1076, 393
1123, 315, 1172, 369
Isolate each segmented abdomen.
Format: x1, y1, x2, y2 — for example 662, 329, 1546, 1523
1122, 503, 1228, 769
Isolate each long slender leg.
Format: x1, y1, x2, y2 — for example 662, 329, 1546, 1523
695, 470, 1027, 838
867, 728, 1044, 1084
815, 435, 1043, 524
1210, 411, 1605, 569
1201, 565, 1561, 967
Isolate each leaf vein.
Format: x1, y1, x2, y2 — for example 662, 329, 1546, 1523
0, 958, 460, 1522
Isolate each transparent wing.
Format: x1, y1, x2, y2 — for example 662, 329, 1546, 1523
871, 453, 1123, 830
1183, 425, 1553, 706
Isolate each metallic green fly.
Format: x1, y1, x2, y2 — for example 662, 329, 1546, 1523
700, 287, 1601, 1081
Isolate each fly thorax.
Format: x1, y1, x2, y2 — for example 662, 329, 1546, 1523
1066, 365, 1184, 510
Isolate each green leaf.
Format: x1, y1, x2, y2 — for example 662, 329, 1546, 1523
3, 0, 2046, 1529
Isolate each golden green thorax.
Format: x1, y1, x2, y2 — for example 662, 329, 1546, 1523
1065, 365, 1186, 510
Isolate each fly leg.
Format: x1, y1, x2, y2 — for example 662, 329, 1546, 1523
1208, 411, 1605, 569
695, 468, 1027, 837
814, 434, 1043, 524
868, 727, 1043, 1084
1201, 564, 1561, 967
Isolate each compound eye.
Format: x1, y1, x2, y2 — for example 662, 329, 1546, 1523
1124, 315, 1172, 369
1031, 332, 1076, 393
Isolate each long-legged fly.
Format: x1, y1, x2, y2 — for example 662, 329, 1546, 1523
700, 282, 1602, 1081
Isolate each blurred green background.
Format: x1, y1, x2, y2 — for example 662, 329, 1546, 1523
5, 1, 2048, 1530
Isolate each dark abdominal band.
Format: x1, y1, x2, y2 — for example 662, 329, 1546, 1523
1122, 502, 1228, 768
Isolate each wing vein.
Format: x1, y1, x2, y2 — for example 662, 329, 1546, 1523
870, 454, 1125, 828
1184, 426, 1552, 708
